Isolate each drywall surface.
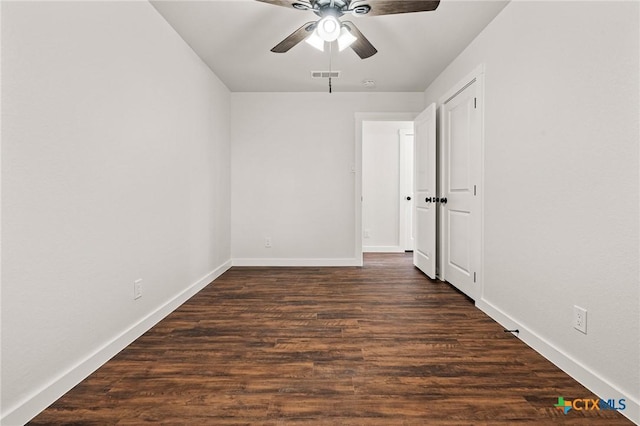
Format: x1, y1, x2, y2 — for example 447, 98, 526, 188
1, 1, 231, 423
230, 92, 424, 264
362, 121, 414, 251
425, 1, 639, 421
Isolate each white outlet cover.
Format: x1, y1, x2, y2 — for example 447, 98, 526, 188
573, 305, 587, 334
134, 279, 143, 300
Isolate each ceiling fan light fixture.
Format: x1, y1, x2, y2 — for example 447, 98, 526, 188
305, 30, 325, 51
337, 26, 357, 51
316, 16, 341, 42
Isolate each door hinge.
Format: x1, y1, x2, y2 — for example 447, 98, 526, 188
474, 272, 477, 283
474, 97, 477, 109
474, 185, 477, 196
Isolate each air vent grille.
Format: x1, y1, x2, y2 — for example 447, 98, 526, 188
311, 71, 341, 79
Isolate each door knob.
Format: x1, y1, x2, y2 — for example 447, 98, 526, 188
406, 196, 412, 201
425, 197, 432, 203
440, 197, 448, 204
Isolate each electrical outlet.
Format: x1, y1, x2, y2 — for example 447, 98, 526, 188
134, 279, 143, 300
364, 229, 371, 238
573, 305, 587, 334
265, 237, 272, 248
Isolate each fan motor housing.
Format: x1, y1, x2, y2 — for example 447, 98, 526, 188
314, 0, 348, 8
315, 5, 344, 18
293, 0, 370, 17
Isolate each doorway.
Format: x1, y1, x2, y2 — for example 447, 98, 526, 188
361, 120, 414, 253
355, 112, 418, 265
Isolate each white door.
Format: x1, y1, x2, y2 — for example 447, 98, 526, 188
413, 104, 437, 278
441, 80, 481, 300
399, 130, 414, 251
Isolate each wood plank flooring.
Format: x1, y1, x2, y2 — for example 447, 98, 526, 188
30, 254, 632, 425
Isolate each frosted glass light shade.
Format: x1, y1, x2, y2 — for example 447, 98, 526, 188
316, 16, 341, 42
305, 30, 325, 51
337, 26, 357, 51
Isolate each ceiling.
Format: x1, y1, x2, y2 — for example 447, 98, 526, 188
150, 0, 509, 92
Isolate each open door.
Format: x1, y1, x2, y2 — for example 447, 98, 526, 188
413, 103, 437, 278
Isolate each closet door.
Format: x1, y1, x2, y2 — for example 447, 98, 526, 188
440, 79, 481, 300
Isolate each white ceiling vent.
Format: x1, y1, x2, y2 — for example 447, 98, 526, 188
311, 71, 341, 79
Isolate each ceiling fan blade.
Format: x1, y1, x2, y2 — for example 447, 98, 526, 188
255, 0, 313, 11
350, 0, 440, 16
271, 21, 317, 53
342, 21, 377, 59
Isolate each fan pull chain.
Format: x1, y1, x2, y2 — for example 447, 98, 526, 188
328, 42, 333, 94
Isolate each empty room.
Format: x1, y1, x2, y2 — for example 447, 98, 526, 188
1, 0, 639, 424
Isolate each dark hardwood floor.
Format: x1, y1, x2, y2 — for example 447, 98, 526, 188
30, 254, 632, 425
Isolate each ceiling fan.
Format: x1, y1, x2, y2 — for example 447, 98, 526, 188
257, 0, 441, 59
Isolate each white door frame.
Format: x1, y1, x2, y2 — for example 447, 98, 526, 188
437, 64, 485, 299
355, 112, 419, 265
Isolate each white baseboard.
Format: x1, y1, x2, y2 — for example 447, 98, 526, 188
1, 259, 232, 426
232, 258, 362, 267
476, 298, 639, 425
363, 246, 404, 253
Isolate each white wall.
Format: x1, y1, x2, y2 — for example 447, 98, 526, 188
1, 2, 231, 424
425, 1, 639, 423
362, 121, 413, 252
230, 93, 424, 265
